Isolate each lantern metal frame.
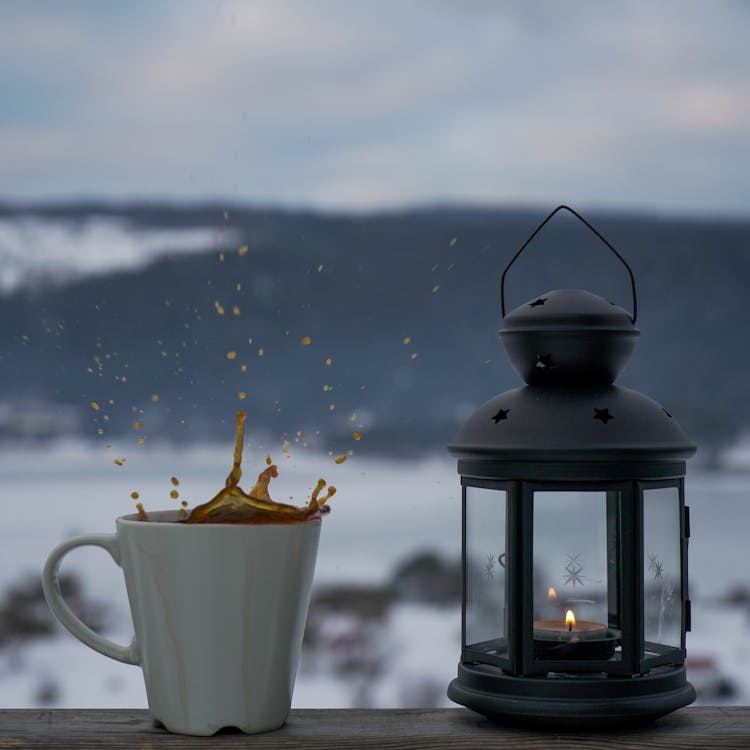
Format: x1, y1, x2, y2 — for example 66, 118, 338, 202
448, 206, 696, 727
458, 476, 690, 672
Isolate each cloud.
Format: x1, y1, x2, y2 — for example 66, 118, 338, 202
1, 0, 749, 215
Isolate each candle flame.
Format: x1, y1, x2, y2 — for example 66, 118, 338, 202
565, 610, 576, 630
547, 586, 557, 599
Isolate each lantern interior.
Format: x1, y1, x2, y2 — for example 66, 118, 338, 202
461, 479, 688, 678
532, 490, 623, 669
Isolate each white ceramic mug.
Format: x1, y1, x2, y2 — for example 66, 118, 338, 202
42, 510, 320, 736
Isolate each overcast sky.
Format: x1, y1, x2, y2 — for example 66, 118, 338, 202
2, 1, 749, 216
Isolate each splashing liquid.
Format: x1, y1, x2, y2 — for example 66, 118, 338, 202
184, 412, 336, 525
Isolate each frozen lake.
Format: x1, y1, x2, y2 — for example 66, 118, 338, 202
3, 440, 747, 597
1, 440, 462, 597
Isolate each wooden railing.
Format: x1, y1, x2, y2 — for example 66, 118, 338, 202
1, 707, 749, 748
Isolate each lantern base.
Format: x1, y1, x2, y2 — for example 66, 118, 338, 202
448, 662, 695, 729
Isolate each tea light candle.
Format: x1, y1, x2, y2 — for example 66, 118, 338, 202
533, 609, 618, 661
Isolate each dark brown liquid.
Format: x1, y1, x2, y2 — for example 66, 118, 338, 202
175, 412, 336, 524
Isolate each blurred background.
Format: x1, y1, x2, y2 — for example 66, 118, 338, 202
1, 0, 748, 710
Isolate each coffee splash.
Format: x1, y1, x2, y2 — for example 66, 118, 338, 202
178, 411, 336, 524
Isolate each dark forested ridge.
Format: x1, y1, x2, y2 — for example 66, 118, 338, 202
0, 203, 747, 462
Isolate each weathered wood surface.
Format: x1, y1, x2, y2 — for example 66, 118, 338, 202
0, 707, 749, 749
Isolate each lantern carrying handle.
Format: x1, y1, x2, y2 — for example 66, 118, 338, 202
500, 205, 638, 324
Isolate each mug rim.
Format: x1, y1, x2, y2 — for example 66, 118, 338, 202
116, 509, 323, 527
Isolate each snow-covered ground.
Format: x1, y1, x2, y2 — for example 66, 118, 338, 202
688, 603, 750, 705
0, 440, 748, 708
2, 592, 747, 710
0, 214, 231, 293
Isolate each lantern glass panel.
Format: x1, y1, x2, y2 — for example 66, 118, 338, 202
533, 490, 622, 662
643, 486, 682, 653
465, 486, 508, 658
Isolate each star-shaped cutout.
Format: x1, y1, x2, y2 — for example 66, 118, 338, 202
535, 353, 555, 370
492, 408, 510, 423
593, 408, 614, 424
529, 297, 548, 308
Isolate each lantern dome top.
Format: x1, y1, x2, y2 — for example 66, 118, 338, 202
448, 384, 696, 480
501, 289, 638, 386
451, 291, 695, 481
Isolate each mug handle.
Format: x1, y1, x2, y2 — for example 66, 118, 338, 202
42, 534, 139, 665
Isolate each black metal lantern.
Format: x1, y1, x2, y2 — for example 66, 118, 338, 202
447, 206, 695, 727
